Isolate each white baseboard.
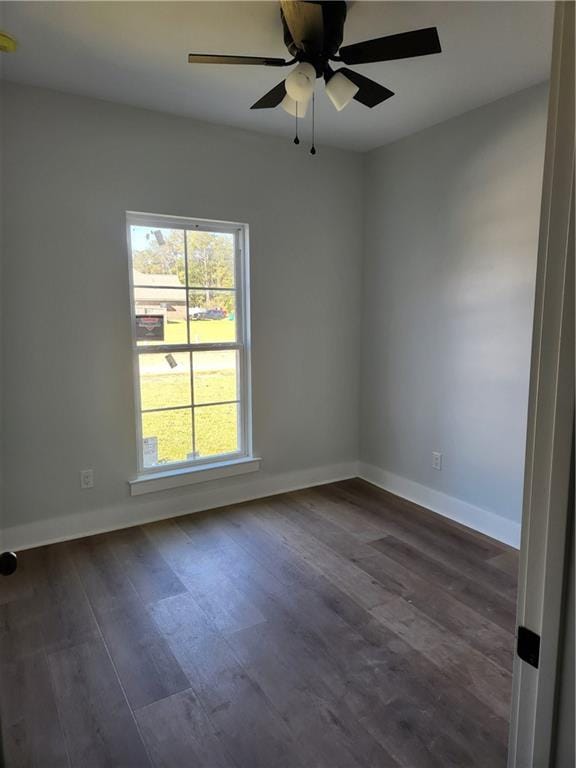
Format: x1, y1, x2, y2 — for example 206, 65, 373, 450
358, 462, 521, 549
2, 459, 520, 552
3, 461, 358, 552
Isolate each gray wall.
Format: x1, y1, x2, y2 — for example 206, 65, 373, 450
1, 82, 362, 535
1, 79, 549, 542
360, 83, 548, 526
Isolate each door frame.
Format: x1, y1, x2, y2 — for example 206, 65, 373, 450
507, 2, 574, 766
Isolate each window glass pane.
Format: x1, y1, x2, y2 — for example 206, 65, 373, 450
131, 226, 186, 287
193, 350, 238, 405
141, 408, 193, 467
129, 216, 248, 473
194, 403, 239, 458
187, 231, 235, 288
188, 290, 236, 343
139, 352, 191, 411
135, 287, 187, 346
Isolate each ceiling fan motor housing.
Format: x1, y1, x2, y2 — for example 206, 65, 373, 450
280, 1, 347, 76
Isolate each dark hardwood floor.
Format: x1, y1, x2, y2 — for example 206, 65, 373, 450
0, 479, 518, 768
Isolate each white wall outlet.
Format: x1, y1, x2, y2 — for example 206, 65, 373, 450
432, 451, 443, 471
80, 469, 94, 489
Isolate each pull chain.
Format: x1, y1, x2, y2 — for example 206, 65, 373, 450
310, 93, 317, 155
294, 101, 300, 145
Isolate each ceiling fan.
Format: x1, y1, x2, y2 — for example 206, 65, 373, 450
187, 1, 441, 117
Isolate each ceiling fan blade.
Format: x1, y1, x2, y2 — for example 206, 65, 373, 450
188, 53, 288, 67
338, 27, 441, 65
337, 69, 394, 108
280, 1, 324, 53
250, 81, 287, 109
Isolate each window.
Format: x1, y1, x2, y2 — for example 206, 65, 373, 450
127, 212, 251, 474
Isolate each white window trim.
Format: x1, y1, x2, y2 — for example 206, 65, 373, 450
129, 456, 262, 496
126, 211, 254, 482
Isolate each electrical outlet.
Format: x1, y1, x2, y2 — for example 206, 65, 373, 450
432, 452, 443, 471
80, 469, 94, 489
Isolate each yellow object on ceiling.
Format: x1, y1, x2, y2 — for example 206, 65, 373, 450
0, 31, 17, 53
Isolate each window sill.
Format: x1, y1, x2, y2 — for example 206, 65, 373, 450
129, 457, 261, 496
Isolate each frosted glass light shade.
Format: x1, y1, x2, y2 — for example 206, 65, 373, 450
285, 62, 316, 102
280, 93, 309, 118
325, 71, 359, 111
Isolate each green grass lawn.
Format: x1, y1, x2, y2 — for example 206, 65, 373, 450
139, 317, 236, 346
139, 320, 239, 465
142, 403, 238, 465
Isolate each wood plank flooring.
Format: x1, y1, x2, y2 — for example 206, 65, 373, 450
0, 479, 518, 768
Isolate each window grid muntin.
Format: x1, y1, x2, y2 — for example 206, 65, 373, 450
184, 236, 195, 453
141, 400, 240, 415
132, 285, 237, 291
128, 213, 248, 473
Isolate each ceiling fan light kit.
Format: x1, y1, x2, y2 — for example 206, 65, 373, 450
187, 1, 441, 148
285, 61, 316, 101
325, 70, 359, 111
281, 92, 309, 118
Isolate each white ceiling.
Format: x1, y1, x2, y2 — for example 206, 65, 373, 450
2, 1, 554, 151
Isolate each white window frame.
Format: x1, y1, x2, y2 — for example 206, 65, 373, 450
126, 211, 253, 479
